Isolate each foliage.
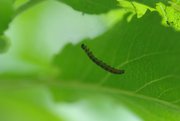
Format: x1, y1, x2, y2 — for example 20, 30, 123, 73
0, 0, 180, 121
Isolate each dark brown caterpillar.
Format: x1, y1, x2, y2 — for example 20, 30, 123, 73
81, 44, 125, 74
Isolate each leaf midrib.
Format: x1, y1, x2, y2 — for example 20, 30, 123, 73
53, 81, 180, 111
1, 78, 179, 110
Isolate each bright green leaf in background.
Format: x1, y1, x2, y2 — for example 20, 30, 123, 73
0, 0, 180, 121
156, 2, 180, 31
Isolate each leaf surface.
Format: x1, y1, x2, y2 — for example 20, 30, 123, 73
59, 0, 119, 14
53, 11, 180, 120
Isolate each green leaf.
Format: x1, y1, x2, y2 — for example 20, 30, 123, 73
118, 0, 155, 18
156, 2, 180, 31
0, 0, 44, 37
59, 0, 119, 14
0, 0, 15, 35
132, 0, 168, 7
53, 11, 180, 120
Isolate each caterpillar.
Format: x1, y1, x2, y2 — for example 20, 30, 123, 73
81, 44, 125, 74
